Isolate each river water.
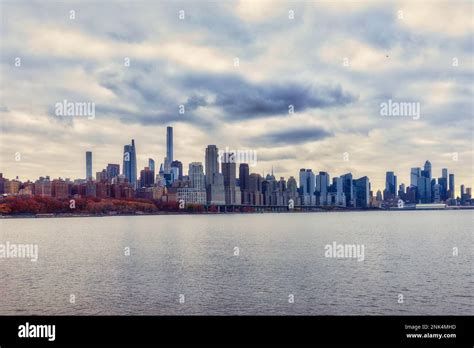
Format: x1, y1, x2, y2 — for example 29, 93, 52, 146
0, 210, 472, 315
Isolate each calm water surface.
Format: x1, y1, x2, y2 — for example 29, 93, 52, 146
0, 210, 472, 315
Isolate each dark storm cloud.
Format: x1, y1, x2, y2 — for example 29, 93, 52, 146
176, 72, 357, 120
215, 82, 356, 120
251, 127, 333, 146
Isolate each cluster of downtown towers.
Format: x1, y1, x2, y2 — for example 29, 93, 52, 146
82, 126, 470, 208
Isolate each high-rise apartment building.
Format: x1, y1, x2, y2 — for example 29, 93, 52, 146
86, 151, 92, 180
166, 126, 173, 163
123, 139, 137, 189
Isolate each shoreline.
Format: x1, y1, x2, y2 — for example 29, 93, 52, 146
1, 206, 472, 219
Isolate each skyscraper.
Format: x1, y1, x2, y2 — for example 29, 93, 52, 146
410, 167, 420, 187
248, 173, 263, 205
205, 145, 224, 205
433, 183, 441, 203
424, 160, 432, 180
335, 177, 346, 206
287, 176, 298, 204
354, 176, 370, 208
221, 152, 236, 205
166, 126, 173, 163
340, 173, 354, 207
239, 163, 250, 205
123, 139, 137, 189
239, 164, 250, 190
205, 145, 219, 186
418, 170, 432, 203
86, 151, 92, 180
449, 173, 455, 198
148, 158, 155, 172
385, 171, 397, 196
299, 169, 315, 205
209, 173, 225, 205
442, 168, 448, 179
316, 171, 330, 205
438, 176, 448, 201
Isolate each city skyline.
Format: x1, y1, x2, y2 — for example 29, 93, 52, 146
0, 1, 472, 193
1, 125, 469, 199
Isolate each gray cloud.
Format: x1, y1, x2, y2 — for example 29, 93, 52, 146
251, 127, 333, 146
214, 82, 356, 120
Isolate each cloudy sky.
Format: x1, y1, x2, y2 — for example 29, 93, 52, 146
1, 0, 472, 193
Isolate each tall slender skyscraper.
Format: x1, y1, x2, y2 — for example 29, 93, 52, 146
166, 126, 173, 163
123, 139, 137, 189
239, 163, 250, 205
449, 173, 455, 198
86, 151, 92, 180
